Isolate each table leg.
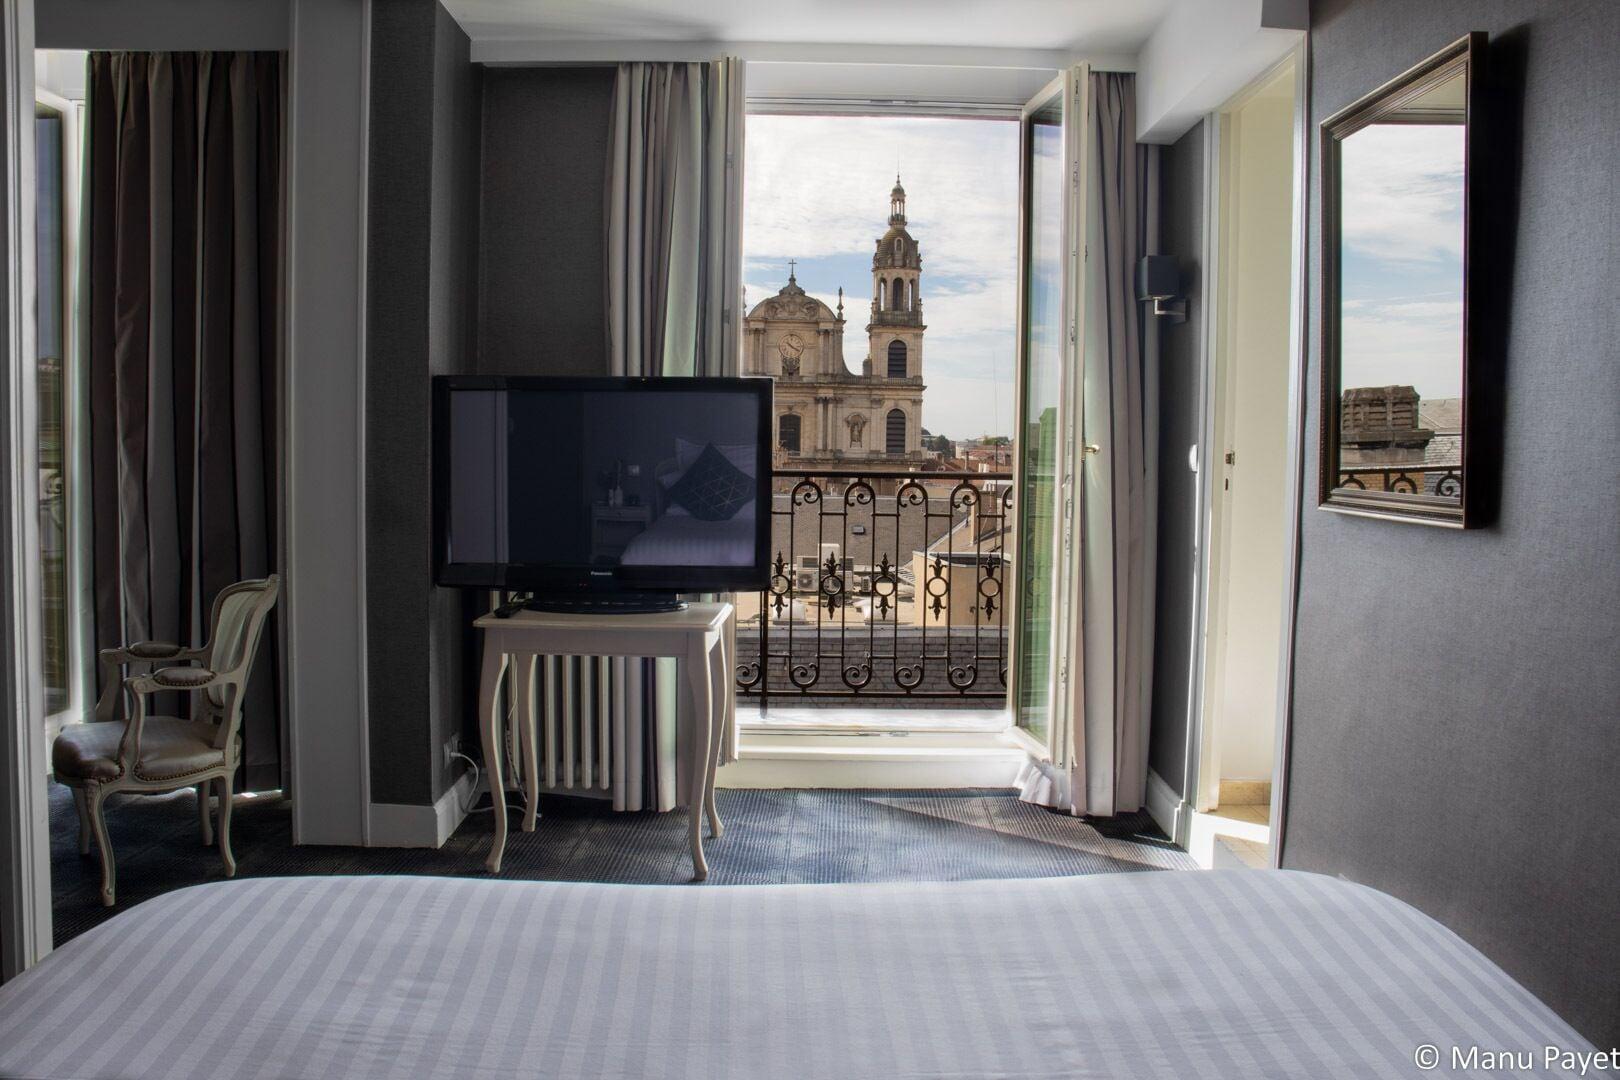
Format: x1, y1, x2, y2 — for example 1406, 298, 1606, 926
514, 654, 540, 832
479, 643, 511, 873
685, 634, 713, 881
724, 607, 737, 746
704, 633, 725, 840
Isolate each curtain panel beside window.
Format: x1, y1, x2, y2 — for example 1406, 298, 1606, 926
83, 51, 284, 791
536, 56, 744, 814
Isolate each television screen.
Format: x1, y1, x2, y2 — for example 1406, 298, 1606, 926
434, 376, 772, 593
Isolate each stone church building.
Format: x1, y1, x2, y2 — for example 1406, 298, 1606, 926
744, 178, 927, 470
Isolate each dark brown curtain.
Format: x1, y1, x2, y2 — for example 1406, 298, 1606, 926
85, 52, 284, 791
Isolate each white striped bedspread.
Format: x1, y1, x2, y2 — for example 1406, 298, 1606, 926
0, 870, 1603, 1080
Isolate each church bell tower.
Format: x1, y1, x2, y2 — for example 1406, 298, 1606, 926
866, 177, 926, 453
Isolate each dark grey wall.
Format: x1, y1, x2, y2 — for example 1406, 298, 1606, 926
37, 0, 289, 50
1285, 0, 1620, 1045
478, 67, 615, 375
427, 3, 481, 798
366, 0, 480, 806
1147, 120, 1205, 800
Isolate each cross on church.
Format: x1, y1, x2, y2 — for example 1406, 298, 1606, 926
787, 259, 797, 281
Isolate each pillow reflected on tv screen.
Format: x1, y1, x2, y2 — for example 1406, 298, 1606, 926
665, 443, 755, 521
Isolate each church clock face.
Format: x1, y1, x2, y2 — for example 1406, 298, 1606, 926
778, 332, 805, 374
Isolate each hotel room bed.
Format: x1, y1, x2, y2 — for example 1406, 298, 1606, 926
0, 870, 1597, 1079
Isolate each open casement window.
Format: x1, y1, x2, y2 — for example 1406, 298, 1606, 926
35, 86, 86, 746
1009, 66, 1090, 768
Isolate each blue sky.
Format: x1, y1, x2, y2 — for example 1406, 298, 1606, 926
744, 114, 1019, 440
1338, 123, 1465, 400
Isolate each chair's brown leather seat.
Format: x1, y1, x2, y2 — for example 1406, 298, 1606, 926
53, 719, 224, 783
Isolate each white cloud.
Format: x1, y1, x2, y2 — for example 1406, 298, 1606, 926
1340, 123, 1464, 267
1341, 295, 1463, 399
745, 114, 1019, 289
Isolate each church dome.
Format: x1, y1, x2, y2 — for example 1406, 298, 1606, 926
747, 275, 839, 322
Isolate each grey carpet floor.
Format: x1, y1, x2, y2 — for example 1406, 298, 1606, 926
49, 781, 1195, 946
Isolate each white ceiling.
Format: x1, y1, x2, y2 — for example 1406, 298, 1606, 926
444, 0, 1174, 56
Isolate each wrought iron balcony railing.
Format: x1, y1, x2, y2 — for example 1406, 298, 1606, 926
1337, 464, 1462, 498
735, 468, 1013, 707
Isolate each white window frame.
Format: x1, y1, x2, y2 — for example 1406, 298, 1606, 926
34, 84, 85, 747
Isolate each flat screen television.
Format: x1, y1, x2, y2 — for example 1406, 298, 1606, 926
433, 376, 773, 599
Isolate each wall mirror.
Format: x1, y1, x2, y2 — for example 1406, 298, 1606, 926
1320, 33, 1484, 527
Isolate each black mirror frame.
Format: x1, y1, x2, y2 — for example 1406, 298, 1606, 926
1318, 32, 1486, 528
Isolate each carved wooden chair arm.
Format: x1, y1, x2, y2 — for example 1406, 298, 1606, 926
125, 667, 224, 695
95, 644, 208, 721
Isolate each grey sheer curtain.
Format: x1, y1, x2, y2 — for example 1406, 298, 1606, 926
607, 59, 744, 380
556, 57, 742, 812
84, 52, 284, 791
1075, 71, 1158, 815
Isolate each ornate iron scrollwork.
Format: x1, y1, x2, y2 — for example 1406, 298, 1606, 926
820, 552, 846, 613
977, 556, 1002, 619
740, 469, 1012, 704
789, 660, 821, 690
924, 558, 950, 619
768, 552, 792, 617
871, 554, 898, 619
841, 658, 873, 690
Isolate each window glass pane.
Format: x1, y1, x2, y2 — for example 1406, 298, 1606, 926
36, 105, 68, 714
1014, 94, 1064, 742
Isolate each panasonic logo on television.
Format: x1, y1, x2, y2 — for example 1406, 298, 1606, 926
590, 571, 613, 577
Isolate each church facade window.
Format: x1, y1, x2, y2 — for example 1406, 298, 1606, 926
885, 409, 907, 454
778, 413, 801, 452
887, 340, 907, 378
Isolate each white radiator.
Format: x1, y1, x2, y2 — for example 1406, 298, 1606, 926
506, 656, 680, 812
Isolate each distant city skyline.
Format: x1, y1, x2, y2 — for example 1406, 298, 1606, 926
744, 114, 1018, 441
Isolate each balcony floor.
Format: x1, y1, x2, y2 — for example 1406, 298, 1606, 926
740, 702, 1008, 733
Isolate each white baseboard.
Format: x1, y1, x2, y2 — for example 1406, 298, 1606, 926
368, 766, 475, 848
1145, 768, 1189, 847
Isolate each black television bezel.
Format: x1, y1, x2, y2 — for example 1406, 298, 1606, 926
432, 375, 774, 594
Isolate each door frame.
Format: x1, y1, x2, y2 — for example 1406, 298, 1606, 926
1007, 65, 1089, 770
1, 0, 53, 980
1182, 45, 1308, 861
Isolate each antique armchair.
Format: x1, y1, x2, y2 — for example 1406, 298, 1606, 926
51, 575, 281, 906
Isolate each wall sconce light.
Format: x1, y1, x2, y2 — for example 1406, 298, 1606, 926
1136, 255, 1186, 323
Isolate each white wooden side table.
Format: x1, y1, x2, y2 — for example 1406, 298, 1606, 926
473, 602, 735, 879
